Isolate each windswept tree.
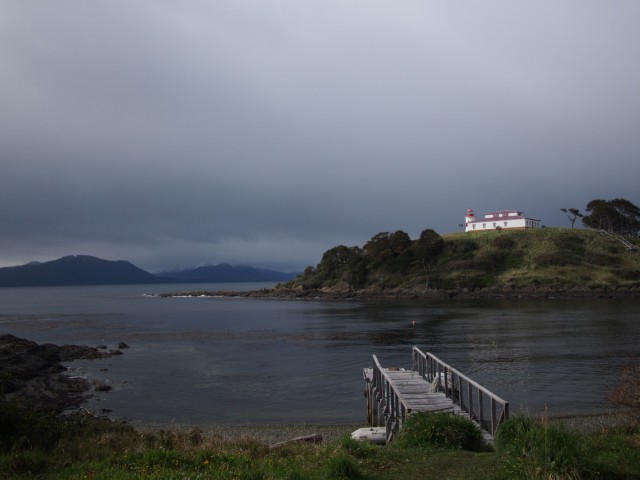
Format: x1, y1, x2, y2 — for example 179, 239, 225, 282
582, 198, 640, 236
560, 208, 583, 228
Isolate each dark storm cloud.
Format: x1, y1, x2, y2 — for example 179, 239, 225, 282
1, 1, 639, 271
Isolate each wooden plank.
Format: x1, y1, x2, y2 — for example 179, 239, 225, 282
385, 371, 453, 412
405, 401, 453, 408
407, 403, 452, 409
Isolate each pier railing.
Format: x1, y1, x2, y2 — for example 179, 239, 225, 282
370, 354, 410, 442
412, 346, 509, 436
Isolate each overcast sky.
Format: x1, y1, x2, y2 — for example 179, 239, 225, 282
1, 1, 639, 272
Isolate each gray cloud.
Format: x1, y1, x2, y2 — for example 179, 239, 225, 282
1, 1, 639, 272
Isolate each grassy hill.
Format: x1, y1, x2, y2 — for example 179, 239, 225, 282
283, 228, 640, 295
437, 228, 640, 290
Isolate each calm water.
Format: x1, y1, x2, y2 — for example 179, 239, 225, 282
1, 283, 638, 425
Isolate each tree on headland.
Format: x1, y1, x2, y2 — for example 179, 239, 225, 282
318, 245, 359, 272
413, 229, 444, 289
363, 232, 393, 263
582, 198, 640, 236
363, 230, 413, 275
295, 229, 438, 290
314, 245, 369, 288
560, 208, 583, 228
363, 231, 411, 264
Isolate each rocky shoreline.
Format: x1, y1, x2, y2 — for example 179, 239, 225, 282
158, 284, 640, 301
0, 333, 125, 413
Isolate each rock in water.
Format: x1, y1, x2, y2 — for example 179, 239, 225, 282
0, 333, 115, 413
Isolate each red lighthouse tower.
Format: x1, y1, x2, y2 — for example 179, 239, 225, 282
465, 208, 475, 229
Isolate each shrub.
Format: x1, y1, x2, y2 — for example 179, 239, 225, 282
533, 253, 572, 267
0, 450, 50, 477
492, 236, 516, 249
446, 238, 479, 257
495, 417, 580, 479
0, 399, 63, 452
584, 253, 620, 266
396, 412, 485, 451
338, 434, 376, 459
323, 454, 362, 479
609, 363, 640, 426
580, 428, 640, 479
617, 268, 640, 282
475, 249, 509, 273
553, 234, 586, 254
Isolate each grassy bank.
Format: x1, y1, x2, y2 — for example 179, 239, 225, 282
285, 228, 640, 293
439, 228, 640, 290
2, 399, 639, 479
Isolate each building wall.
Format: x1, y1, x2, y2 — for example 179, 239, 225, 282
465, 217, 541, 232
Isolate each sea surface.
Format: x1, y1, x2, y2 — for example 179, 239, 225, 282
1, 283, 638, 426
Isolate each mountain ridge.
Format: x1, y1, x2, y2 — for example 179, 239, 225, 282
0, 255, 169, 287
0, 256, 295, 287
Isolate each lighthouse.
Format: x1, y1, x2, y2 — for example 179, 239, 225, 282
465, 208, 475, 229
464, 208, 541, 232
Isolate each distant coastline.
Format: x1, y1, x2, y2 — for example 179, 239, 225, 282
157, 284, 640, 301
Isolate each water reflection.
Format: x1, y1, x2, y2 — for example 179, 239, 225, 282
1, 285, 639, 423
307, 297, 640, 417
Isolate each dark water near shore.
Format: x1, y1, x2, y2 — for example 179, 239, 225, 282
1, 283, 638, 425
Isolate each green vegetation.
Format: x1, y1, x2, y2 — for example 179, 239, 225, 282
561, 207, 584, 228
495, 415, 640, 479
395, 412, 485, 451
582, 198, 640, 236
2, 400, 640, 479
284, 227, 640, 293
495, 417, 581, 479
609, 363, 640, 427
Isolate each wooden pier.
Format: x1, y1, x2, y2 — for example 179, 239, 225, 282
363, 346, 509, 444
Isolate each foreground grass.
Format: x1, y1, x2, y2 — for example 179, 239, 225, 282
1, 401, 640, 479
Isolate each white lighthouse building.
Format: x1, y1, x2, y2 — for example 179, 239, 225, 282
465, 208, 541, 232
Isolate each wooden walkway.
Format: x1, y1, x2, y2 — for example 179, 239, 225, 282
363, 347, 509, 444
599, 229, 638, 251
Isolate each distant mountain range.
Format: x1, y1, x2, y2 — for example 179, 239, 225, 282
0, 255, 296, 287
0, 255, 165, 287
